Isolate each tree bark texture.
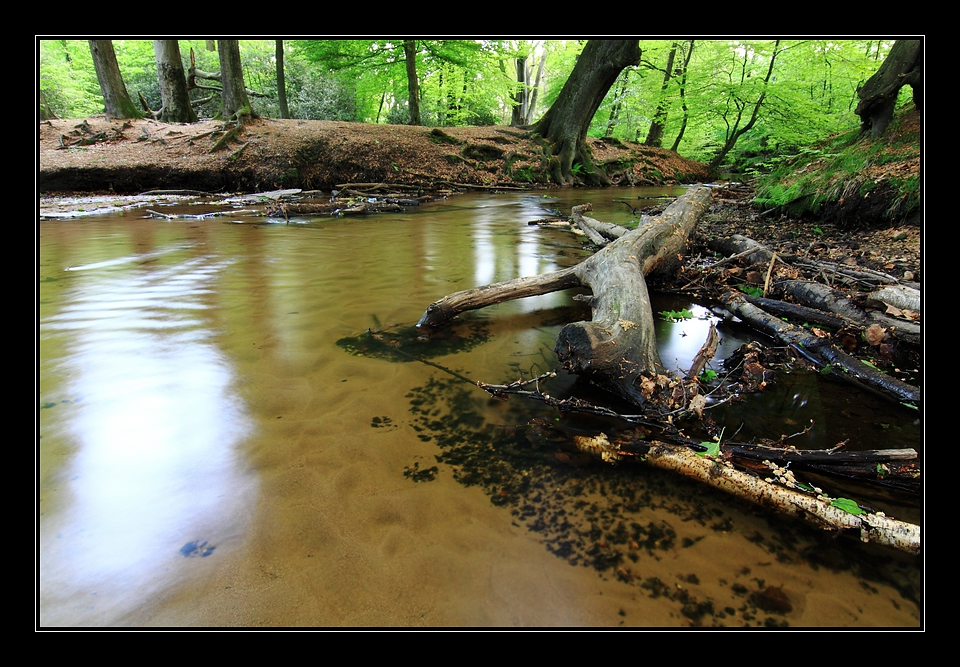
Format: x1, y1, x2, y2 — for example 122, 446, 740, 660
153, 41, 197, 123
533, 40, 641, 185
573, 435, 920, 555
669, 40, 695, 153
217, 40, 255, 121
403, 40, 421, 126
88, 40, 142, 119
719, 290, 920, 404
276, 40, 290, 119
418, 185, 713, 405
855, 39, 922, 137
511, 56, 527, 127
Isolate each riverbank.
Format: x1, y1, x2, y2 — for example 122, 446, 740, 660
39, 117, 711, 194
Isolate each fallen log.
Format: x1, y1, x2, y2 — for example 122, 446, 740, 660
779, 279, 920, 338
418, 185, 714, 404
570, 203, 631, 246
720, 290, 921, 405
573, 435, 920, 555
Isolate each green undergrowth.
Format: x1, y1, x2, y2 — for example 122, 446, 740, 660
751, 106, 920, 228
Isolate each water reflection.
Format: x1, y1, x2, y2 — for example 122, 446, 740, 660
38, 189, 920, 627
40, 251, 254, 624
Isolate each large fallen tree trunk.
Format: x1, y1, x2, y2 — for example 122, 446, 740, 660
418, 185, 714, 404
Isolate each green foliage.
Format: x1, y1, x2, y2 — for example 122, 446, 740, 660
698, 440, 721, 458
295, 39, 513, 126
830, 497, 865, 515
739, 286, 763, 297
39, 40, 103, 117
752, 101, 920, 225
39, 37, 913, 185
660, 308, 694, 321
699, 369, 718, 383
697, 427, 724, 458
586, 39, 900, 170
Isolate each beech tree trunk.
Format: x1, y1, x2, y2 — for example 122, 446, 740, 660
533, 40, 641, 185
153, 40, 197, 123
88, 40, 142, 119
276, 39, 290, 119
403, 40, 421, 126
217, 40, 255, 121
418, 185, 713, 404
855, 39, 922, 137
644, 42, 678, 147
670, 40, 695, 152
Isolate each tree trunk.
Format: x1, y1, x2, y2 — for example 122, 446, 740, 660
855, 39, 922, 138
670, 40, 695, 153
604, 69, 629, 138
153, 40, 197, 123
533, 40, 641, 185
276, 39, 290, 119
644, 42, 678, 147
511, 55, 527, 127
418, 185, 713, 405
708, 40, 781, 171
88, 40, 142, 119
39, 89, 57, 121
403, 40, 421, 126
526, 53, 546, 125
217, 39, 255, 121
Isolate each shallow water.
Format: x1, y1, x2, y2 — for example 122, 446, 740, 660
38, 188, 921, 627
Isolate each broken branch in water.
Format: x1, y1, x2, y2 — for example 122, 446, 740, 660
571, 436, 920, 555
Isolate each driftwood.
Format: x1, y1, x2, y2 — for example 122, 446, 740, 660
779, 280, 920, 339
572, 434, 920, 555
419, 185, 714, 404
708, 234, 907, 288
416, 188, 920, 554
569, 203, 632, 245
720, 291, 920, 404
865, 284, 921, 314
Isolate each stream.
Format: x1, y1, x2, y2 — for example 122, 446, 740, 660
38, 187, 921, 627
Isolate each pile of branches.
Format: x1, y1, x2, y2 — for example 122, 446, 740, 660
415, 185, 921, 554
265, 182, 450, 220
682, 232, 921, 406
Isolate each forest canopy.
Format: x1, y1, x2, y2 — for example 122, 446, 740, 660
38, 38, 915, 169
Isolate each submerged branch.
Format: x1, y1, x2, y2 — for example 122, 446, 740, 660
573, 435, 920, 555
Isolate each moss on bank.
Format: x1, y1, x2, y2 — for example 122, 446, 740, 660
752, 106, 920, 228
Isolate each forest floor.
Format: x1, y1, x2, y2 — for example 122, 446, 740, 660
38, 116, 711, 194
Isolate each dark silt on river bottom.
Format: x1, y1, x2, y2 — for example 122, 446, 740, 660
38, 188, 921, 627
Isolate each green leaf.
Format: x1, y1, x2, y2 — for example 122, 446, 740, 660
739, 286, 763, 297
697, 440, 721, 457
699, 369, 718, 382
830, 497, 864, 515
659, 308, 694, 321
